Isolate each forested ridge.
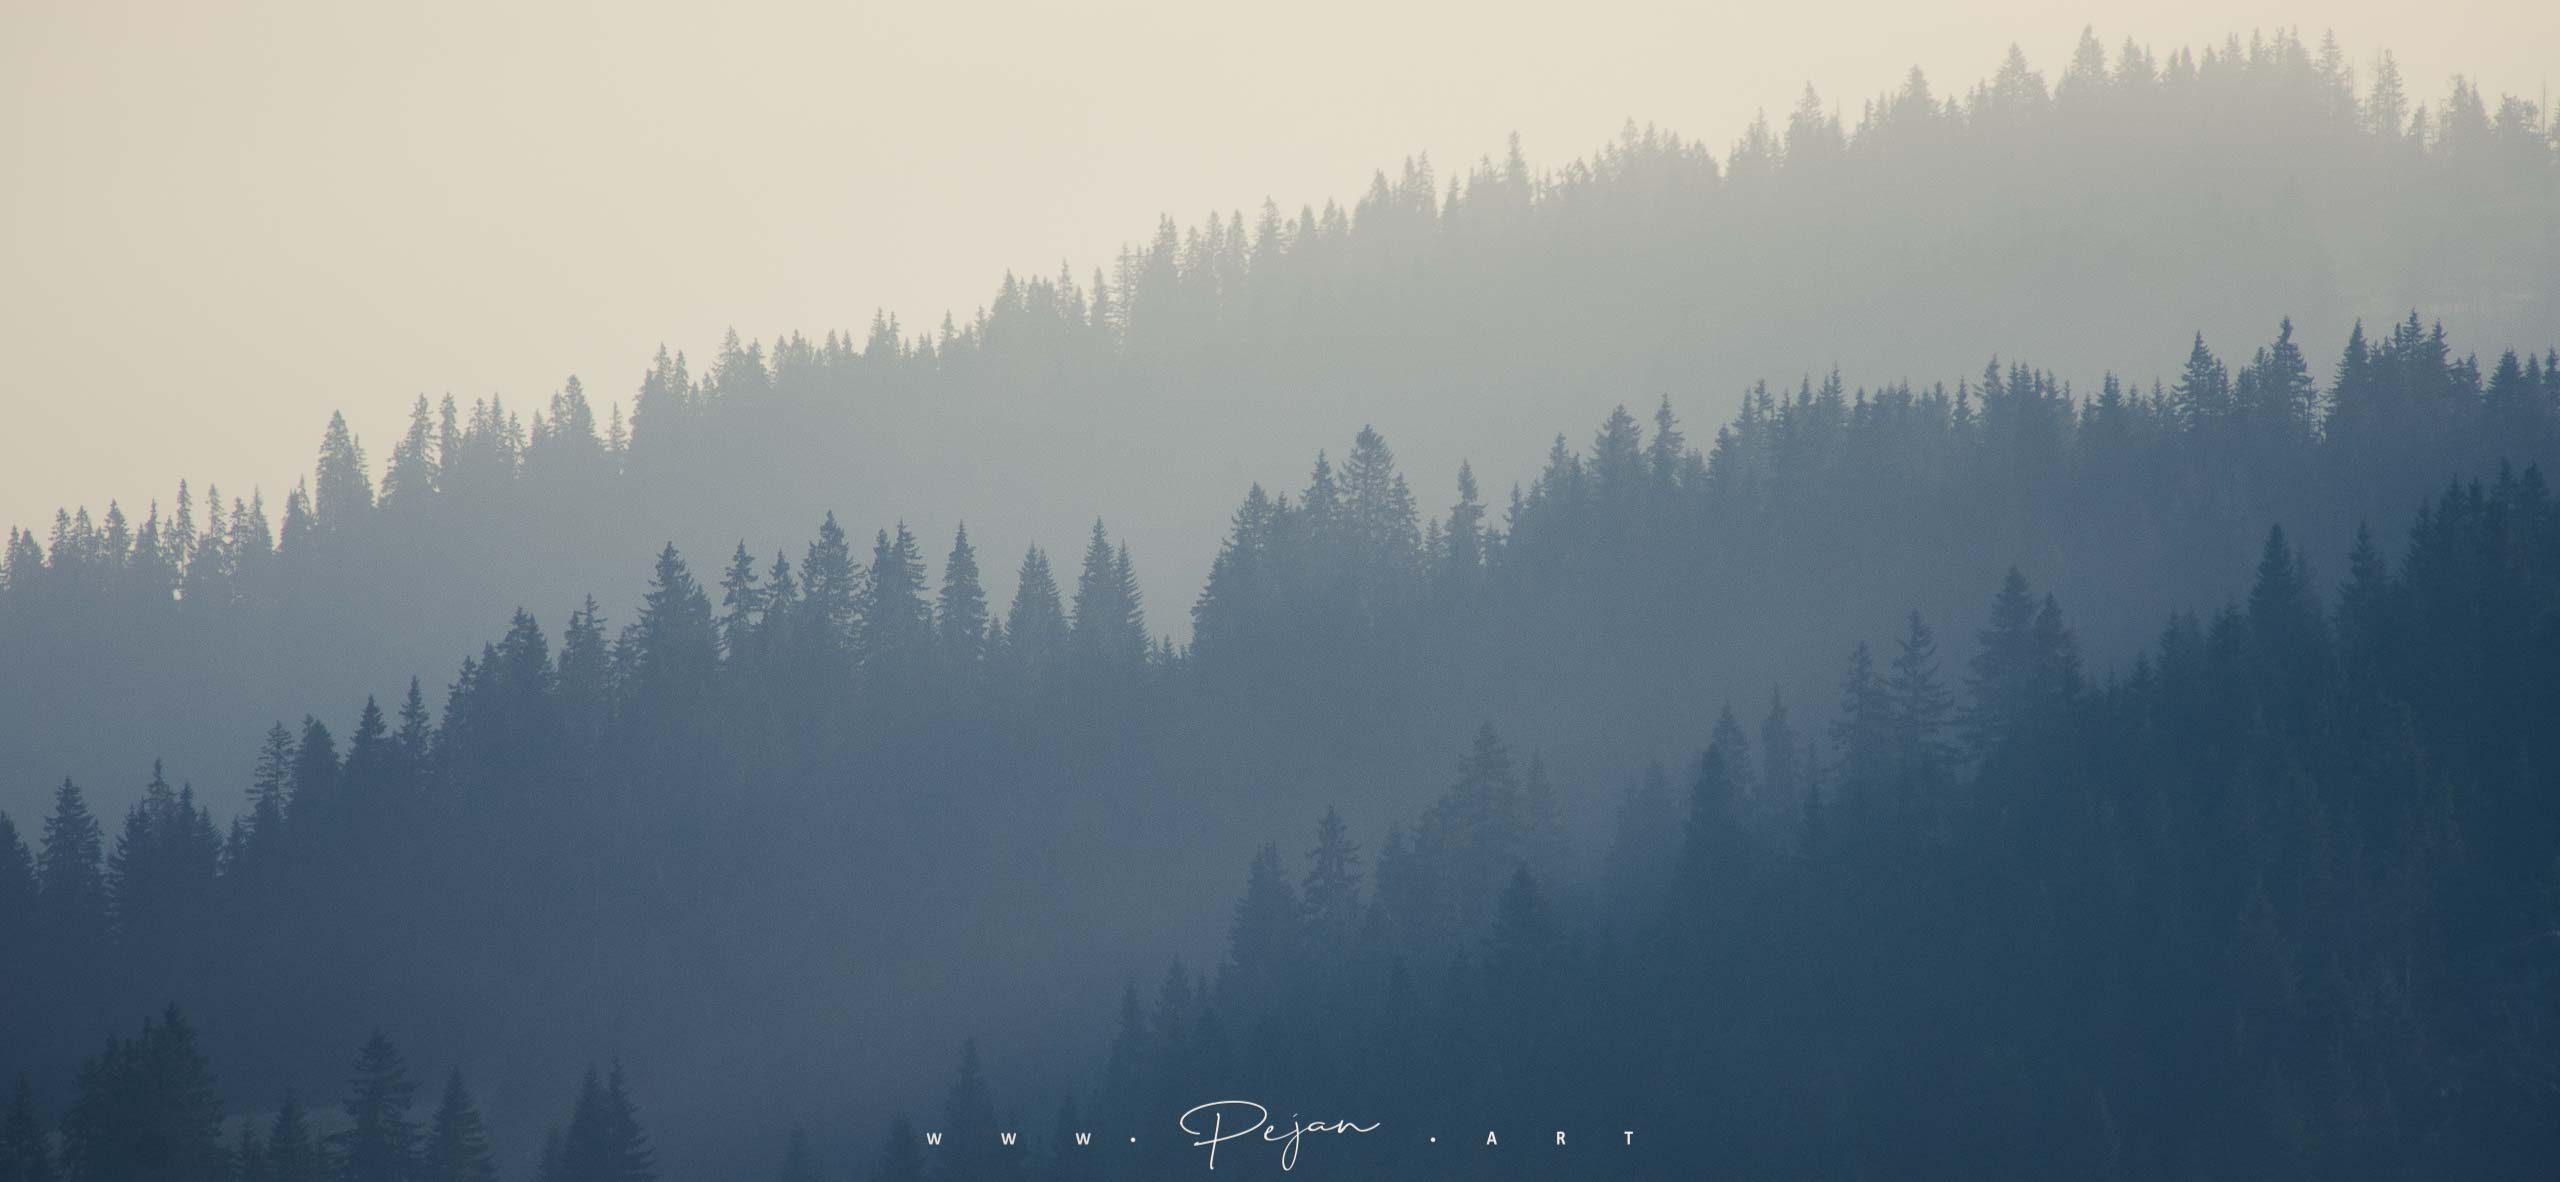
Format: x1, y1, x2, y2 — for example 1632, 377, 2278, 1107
3, 306, 2558, 1175
6, 27, 2556, 831
1058, 478, 2560, 1179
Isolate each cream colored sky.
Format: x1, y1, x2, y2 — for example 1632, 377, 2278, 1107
2, 0, 2549, 537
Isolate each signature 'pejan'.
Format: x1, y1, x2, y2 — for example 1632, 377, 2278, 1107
1178, 1100, 1379, 1171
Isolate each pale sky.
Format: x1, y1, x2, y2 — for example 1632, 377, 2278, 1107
3, 0, 2548, 538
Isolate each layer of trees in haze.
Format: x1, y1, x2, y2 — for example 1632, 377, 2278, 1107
3, 308, 2556, 1175
1064, 476, 2560, 1178
6, 29, 2556, 832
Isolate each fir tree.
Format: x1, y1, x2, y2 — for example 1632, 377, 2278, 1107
717, 541, 765, 660
421, 1070, 497, 1182
935, 524, 990, 672
267, 1092, 326, 1182
798, 513, 859, 653
60, 1007, 224, 1182
1300, 808, 1364, 954
1004, 547, 1069, 687
859, 524, 934, 683
1221, 843, 1301, 1015
36, 779, 104, 941
332, 1031, 421, 1182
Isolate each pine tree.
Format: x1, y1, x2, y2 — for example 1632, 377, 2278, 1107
631, 544, 717, 699
342, 696, 398, 803
558, 1066, 650, 1182
717, 541, 765, 660
798, 513, 859, 654
1433, 722, 1526, 929
288, 717, 340, 829
1441, 461, 1486, 590
1710, 702, 1757, 803
107, 760, 219, 947
556, 596, 612, 743
1678, 744, 1750, 890
36, 779, 104, 941
268, 1092, 327, 1182
1222, 843, 1301, 1014
2173, 332, 2232, 432
600, 1064, 655, 1182
61, 1006, 225, 1182
859, 524, 934, 683
421, 1070, 498, 1182
935, 524, 990, 672
1300, 808, 1364, 955
312, 411, 374, 537
1341, 426, 1421, 606
394, 678, 432, 777
1648, 395, 1688, 489
1886, 611, 1956, 792
240, 723, 296, 869
382, 395, 440, 510
1004, 546, 1069, 687
1966, 568, 2043, 757
332, 1031, 421, 1182
1068, 522, 1144, 677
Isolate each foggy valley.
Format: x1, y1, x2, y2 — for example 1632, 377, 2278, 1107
4, 15, 2559, 1182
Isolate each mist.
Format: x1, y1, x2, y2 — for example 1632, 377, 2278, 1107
3, 0, 2547, 552
4, 4, 2559, 1180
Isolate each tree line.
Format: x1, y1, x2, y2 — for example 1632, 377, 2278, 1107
16, 460, 2549, 1178
2, 312, 2555, 1172
5, 25, 2553, 825
939, 471, 2560, 1178
0, 1008, 655, 1182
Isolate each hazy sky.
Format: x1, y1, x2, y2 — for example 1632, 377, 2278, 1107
3, 0, 2548, 540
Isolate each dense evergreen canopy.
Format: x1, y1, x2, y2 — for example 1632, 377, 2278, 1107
5, 28, 2554, 834
3, 308, 2554, 1174
2, 28, 2558, 1180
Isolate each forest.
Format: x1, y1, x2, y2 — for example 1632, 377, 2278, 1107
4, 308, 2555, 1177
3, 27, 2555, 830
2, 26, 2558, 1182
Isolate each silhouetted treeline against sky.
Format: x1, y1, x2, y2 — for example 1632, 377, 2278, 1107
0, 1008, 648, 1182
1014, 465, 2560, 1179
3, 307, 2556, 1174
8, 453, 2558, 1178
5, 28, 2555, 831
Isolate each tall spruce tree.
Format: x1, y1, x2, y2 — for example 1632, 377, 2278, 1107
59, 1007, 224, 1182
36, 779, 103, 943
420, 1070, 497, 1182
331, 1031, 420, 1182
935, 524, 990, 672
267, 1092, 326, 1182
